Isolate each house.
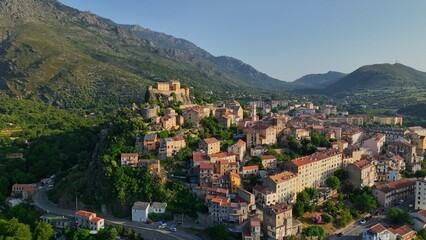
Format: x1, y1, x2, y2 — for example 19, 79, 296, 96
5, 198, 23, 207
229, 172, 241, 193
11, 183, 37, 200
228, 139, 246, 161
207, 196, 248, 223
263, 171, 299, 204
245, 125, 277, 147
199, 162, 215, 187
253, 185, 277, 208
372, 178, 416, 207
40, 214, 72, 229
132, 202, 150, 222
242, 218, 261, 240
75, 210, 104, 231
237, 188, 256, 211
149, 202, 167, 214
262, 202, 302, 240
362, 133, 386, 155
143, 134, 158, 151
376, 152, 405, 182
363, 223, 390, 240
346, 159, 376, 188
158, 136, 186, 159
241, 165, 259, 177
388, 225, 416, 240
120, 153, 139, 167
183, 106, 210, 125
260, 155, 277, 169
410, 210, 426, 231
200, 137, 221, 155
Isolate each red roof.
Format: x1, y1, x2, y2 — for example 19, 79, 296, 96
199, 162, 214, 170
90, 217, 103, 223
203, 137, 220, 144
234, 139, 246, 148
75, 210, 95, 218
388, 225, 415, 237
243, 165, 259, 171
260, 155, 276, 160
369, 223, 387, 233
291, 149, 341, 167
353, 159, 373, 169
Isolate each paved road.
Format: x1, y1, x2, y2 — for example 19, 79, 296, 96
33, 186, 201, 240
326, 214, 386, 240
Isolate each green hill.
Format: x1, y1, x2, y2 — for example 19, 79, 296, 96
0, 0, 289, 109
327, 63, 426, 93
293, 71, 346, 88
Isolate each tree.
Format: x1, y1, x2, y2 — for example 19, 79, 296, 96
73, 228, 91, 240
321, 213, 333, 223
353, 193, 377, 213
418, 228, 426, 240
33, 221, 54, 240
97, 226, 118, 240
305, 187, 319, 200
335, 208, 352, 228
325, 176, 340, 190
0, 218, 32, 240
292, 201, 305, 218
387, 208, 413, 226
205, 224, 234, 240
303, 226, 325, 240
334, 169, 349, 182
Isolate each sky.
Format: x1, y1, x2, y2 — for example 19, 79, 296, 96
59, 0, 426, 81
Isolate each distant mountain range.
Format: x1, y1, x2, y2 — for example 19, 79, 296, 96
293, 71, 347, 88
0, 0, 288, 109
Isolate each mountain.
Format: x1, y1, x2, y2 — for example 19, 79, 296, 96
293, 71, 346, 88
0, 0, 288, 109
327, 63, 426, 93
122, 24, 290, 90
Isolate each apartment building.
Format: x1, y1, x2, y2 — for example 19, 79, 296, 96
253, 185, 277, 208
372, 178, 416, 207
242, 218, 261, 240
347, 159, 376, 188
284, 149, 343, 189
263, 171, 299, 204
207, 196, 248, 223
363, 223, 390, 240
373, 116, 403, 126
120, 153, 139, 167
228, 139, 246, 161
415, 178, 426, 210
262, 202, 302, 240
362, 133, 385, 155
376, 152, 405, 182
245, 125, 277, 147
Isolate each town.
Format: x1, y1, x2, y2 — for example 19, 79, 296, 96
6, 80, 426, 240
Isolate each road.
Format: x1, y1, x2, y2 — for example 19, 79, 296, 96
326, 214, 386, 240
33, 186, 201, 240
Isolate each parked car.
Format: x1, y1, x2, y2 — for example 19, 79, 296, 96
145, 220, 152, 224
359, 219, 366, 224
337, 233, 344, 237
169, 227, 177, 232
398, 199, 404, 204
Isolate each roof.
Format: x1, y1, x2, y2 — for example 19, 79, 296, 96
75, 210, 96, 218
260, 155, 276, 160
375, 178, 416, 194
369, 223, 387, 233
132, 201, 150, 210
353, 159, 373, 170
250, 217, 261, 227
291, 149, 341, 167
40, 214, 70, 221
12, 183, 36, 193
268, 171, 297, 184
234, 139, 246, 148
144, 134, 157, 141
417, 209, 426, 218
267, 202, 292, 214
90, 217, 103, 223
151, 202, 167, 209
172, 135, 185, 141
193, 151, 209, 162
121, 153, 138, 158
243, 165, 259, 171
208, 152, 235, 159
388, 225, 415, 237
203, 137, 220, 144
199, 162, 214, 170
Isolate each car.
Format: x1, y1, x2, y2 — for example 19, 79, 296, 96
398, 199, 404, 204
145, 220, 152, 224
409, 204, 413, 208
169, 227, 177, 232
359, 219, 366, 224
337, 233, 344, 237
158, 225, 165, 229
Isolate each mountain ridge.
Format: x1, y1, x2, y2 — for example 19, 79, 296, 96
293, 71, 346, 88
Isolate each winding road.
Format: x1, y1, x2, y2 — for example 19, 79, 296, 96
33, 186, 201, 240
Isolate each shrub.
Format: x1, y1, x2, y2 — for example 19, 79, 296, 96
321, 213, 333, 223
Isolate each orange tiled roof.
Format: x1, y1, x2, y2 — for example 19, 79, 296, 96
375, 178, 416, 193
388, 225, 415, 237
203, 137, 220, 144
353, 159, 373, 169
90, 217, 103, 223
199, 162, 214, 170
234, 139, 246, 147
291, 149, 341, 167
369, 223, 387, 233
75, 210, 96, 218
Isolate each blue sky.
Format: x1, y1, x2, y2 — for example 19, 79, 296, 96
59, 0, 426, 81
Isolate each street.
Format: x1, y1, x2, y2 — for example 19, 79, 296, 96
33, 186, 201, 240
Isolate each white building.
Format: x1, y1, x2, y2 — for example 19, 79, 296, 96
149, 202, 167, 214
132, 202, 150, 222
415, 178, 426, 210
363, 223, 390, 240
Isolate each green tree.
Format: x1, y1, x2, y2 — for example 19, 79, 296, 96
334, 169, 349, 182
305, 187, 319, 200
33, 221, 54, 240
0, 218, 32, 240
353, 193, 377, 213
292, 201, 305, 218
205, 224, 234, 240
335, 208, 352, 227
325, 176, 340, 190
387, 208, 413, 226
303, 226, 326, 240
73, 228, 91, 240
97, 226, 118, 240
417, 228, 426, 240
